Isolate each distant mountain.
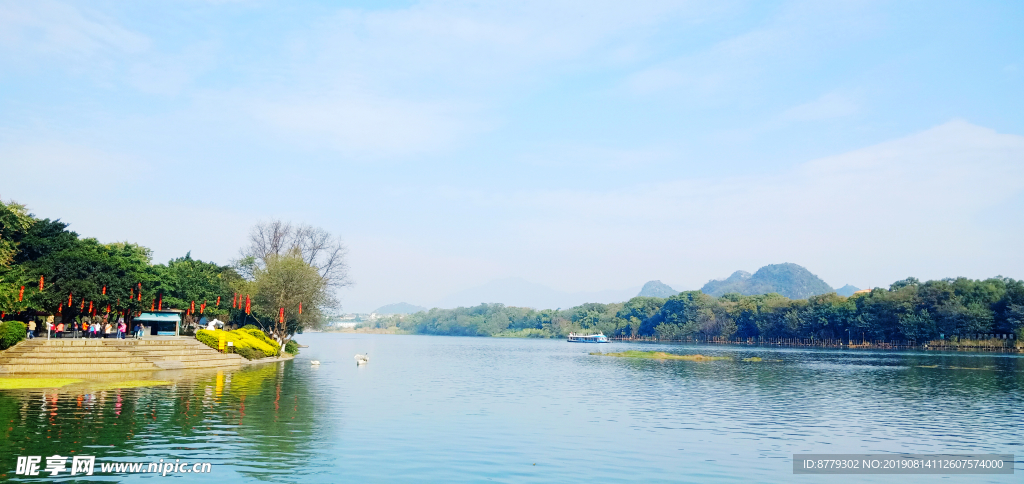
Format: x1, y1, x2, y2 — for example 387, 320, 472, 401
637, 280, 679, 298
433, 277, 639, 310
834, 284, 860, 297
373, 302, 426, 315
701, 270, 752, 297
701, 263, 834, 300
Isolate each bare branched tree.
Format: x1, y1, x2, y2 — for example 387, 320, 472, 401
239, 220, 351, 289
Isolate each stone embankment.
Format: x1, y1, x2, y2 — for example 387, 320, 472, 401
0, 338, 245, 374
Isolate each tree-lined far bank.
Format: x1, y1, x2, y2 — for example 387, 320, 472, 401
360, 276, 1024, 344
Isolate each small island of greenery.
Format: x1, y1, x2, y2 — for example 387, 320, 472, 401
590, 350, 731, 361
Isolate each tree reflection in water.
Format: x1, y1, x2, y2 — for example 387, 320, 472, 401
0, 361, 321, 481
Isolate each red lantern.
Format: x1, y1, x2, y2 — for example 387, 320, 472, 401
106, 304, 111, 313
216, 296, 220, 307
1, 312, 4, 319
130, 288, 134, 299
190, 300, 195, 313
157, 294, 162, 310
201, 301, 206, 314
39, 275, 44, 291
233, 293, 238, 309
151, 300, 155, 311
18, 286, 24, 302
102, 286, 106, 295
68, 293, 73, 307
245, 295, 251, 315
279, 307, 285, 324
80, 300, 85, 311
299, 302, 302, 315
88, 301, 93, 313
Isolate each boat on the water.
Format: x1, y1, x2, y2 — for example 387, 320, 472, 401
567, 333, 608, 343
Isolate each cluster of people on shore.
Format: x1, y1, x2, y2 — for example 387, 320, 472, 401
27, 317, 145, 340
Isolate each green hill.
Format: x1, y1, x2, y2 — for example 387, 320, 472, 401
701, 263, 834, 299
835, 284, 860, 296
637, 280, 679, 298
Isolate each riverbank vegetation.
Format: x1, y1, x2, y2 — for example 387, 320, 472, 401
0, 198, 344, 345
360, 276, 1024, 345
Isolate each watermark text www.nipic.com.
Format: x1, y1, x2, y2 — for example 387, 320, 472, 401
15, 455, 213, 477
793, 454, 1014, 474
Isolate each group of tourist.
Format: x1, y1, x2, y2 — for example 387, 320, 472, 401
26, 317, 146, 339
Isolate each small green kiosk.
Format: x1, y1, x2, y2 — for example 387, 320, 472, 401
135, 310, 183, 336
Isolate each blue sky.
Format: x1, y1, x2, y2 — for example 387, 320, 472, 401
1, 0, 1022, 312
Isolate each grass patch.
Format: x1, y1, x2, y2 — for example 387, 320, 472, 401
916, 365, 994, 371
591, 350, 731, 361
0, 378, 83, 389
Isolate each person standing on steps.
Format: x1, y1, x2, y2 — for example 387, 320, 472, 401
27, 320, 36, 339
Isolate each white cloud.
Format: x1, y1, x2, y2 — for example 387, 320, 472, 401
227, 1, 726, 157
0, 0, 149, 60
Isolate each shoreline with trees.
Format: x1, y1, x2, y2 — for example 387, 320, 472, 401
360, 276, 1024, 352
0, 198, 346, 358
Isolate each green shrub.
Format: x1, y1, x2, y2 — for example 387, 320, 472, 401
232, 346, 266, 360
238, 327, 281, 353
195, 328, 279, 359
0, 321, 27, 350
284, 340, 299, 355
240, 324, 260, 331
195, 329, 219, 349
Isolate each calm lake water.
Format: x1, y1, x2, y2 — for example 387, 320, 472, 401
2, 333, 1022, 483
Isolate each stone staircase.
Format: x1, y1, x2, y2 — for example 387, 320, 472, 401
0, 338, 245, 374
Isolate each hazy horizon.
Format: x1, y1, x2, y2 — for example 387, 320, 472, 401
2, 1, 1022, 313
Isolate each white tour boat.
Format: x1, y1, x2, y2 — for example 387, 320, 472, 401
567, 333, 608, 343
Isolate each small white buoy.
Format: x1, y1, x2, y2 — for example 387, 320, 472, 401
310, 360, 321, 366
354, 353, 369, 365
